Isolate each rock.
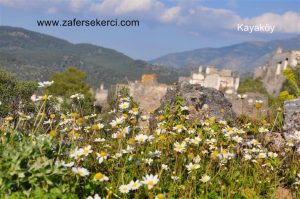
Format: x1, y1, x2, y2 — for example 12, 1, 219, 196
156, 82, 236, 122
260, 132, 286, 155
283, 97, 300, 141
274, 187, 293, 199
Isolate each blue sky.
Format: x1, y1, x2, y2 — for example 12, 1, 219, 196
0, 0, 299, 60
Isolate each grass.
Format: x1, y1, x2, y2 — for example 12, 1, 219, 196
0, 87, 300, 199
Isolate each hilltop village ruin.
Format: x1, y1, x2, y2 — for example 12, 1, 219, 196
96, 48, 300, 115
254, 48, 300, 95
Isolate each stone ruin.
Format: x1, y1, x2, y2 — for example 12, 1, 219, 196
95, 83, 108, 106
227, 92, 268, 118
179, 66, 240, 95
116, 74, 170, 113
254, 48, 300, 96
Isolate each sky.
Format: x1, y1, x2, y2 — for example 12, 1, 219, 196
0, 0, 300, 60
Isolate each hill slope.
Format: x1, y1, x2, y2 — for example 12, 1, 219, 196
150, 36, 300, 73
0, 26, 177, 87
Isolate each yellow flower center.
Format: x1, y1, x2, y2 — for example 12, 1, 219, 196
148, 181, 154, 186
95, 172, 104, 180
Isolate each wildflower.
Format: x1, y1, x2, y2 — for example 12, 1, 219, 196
94, 123, 104, 130
135, 134, 148, 143
193, 155, 201, 163
110, 117, 124, 127
258, 127, 269, 133
96, 151, 108, 164
200, 175, 211, 183
232, 135, 243, 143
94, 172, 109, 182
129, 107, 139, 115
149, 150, 161, 158
86, 193, 101, 199
292, 131, 300, 142
141, 115, 149, 121
143, 158, 153, 165
218, 120, 227, 125
268, 152, 278, 158
61, 161, 74, 167
155, 127, 167, 135
70, 93, 84, 100
255, 100, 263, 109
142, 174, 159, 189
155, 193, 165, 199
173, 124, 186, 133
119, 102, 130, 110
49, 130, 57, 137
248, 139, 260, 146
119, 184, 130, 193
82, 145, 93, 156
186, 163, 200, 173
244, 154, 252, 161
174, 141, 187, 153
180, 106, 189, 111
161, 164, 169, 170
258, 152, 267, 159
112, 152, 123, 159
286, 140, 294, 147
189, 136, 202, 145
187, 128, 196, 134
94, 138, 106, 142
237, 94, 247, 99
128, 180, 141, 190
70, 147, 84, 159
72, 167, 89, 177
38, 81, 54, 88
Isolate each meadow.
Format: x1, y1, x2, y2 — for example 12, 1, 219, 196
0, 82, 300, 199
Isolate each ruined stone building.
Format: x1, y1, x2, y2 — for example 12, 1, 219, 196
180, 66, 240, 95
254, 48, 300, 96
116, 74, 170, 112
95, 83, 109, 106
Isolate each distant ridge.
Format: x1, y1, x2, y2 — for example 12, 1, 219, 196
0, 26, 177, 87
150, 35, 300, 73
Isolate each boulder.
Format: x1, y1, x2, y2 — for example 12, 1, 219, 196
283, 97, 300, 141
156, 82, 236, 121
260, 132, 286, 155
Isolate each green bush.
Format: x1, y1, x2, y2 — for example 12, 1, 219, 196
238, 77, 268, 95
0, 69, 37, 117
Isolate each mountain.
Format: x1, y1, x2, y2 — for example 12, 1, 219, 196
0, 26, 177, 88
150, 36, 300, 73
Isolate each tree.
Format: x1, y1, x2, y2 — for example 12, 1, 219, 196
47, 67, 92, 98
47, 67, 95, 114
0, 69, 37, 117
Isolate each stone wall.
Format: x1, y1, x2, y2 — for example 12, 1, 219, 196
116, 80, 170, 113
227, 92, 268, 118
128, 83, 169, 113
283, 97, 300, 141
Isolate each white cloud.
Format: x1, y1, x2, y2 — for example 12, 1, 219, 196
0, 0, 299, 34
241, 12, 300, 33
160, 6, 181, 22
90, 0, 164, 15
69, 0, 91, 13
